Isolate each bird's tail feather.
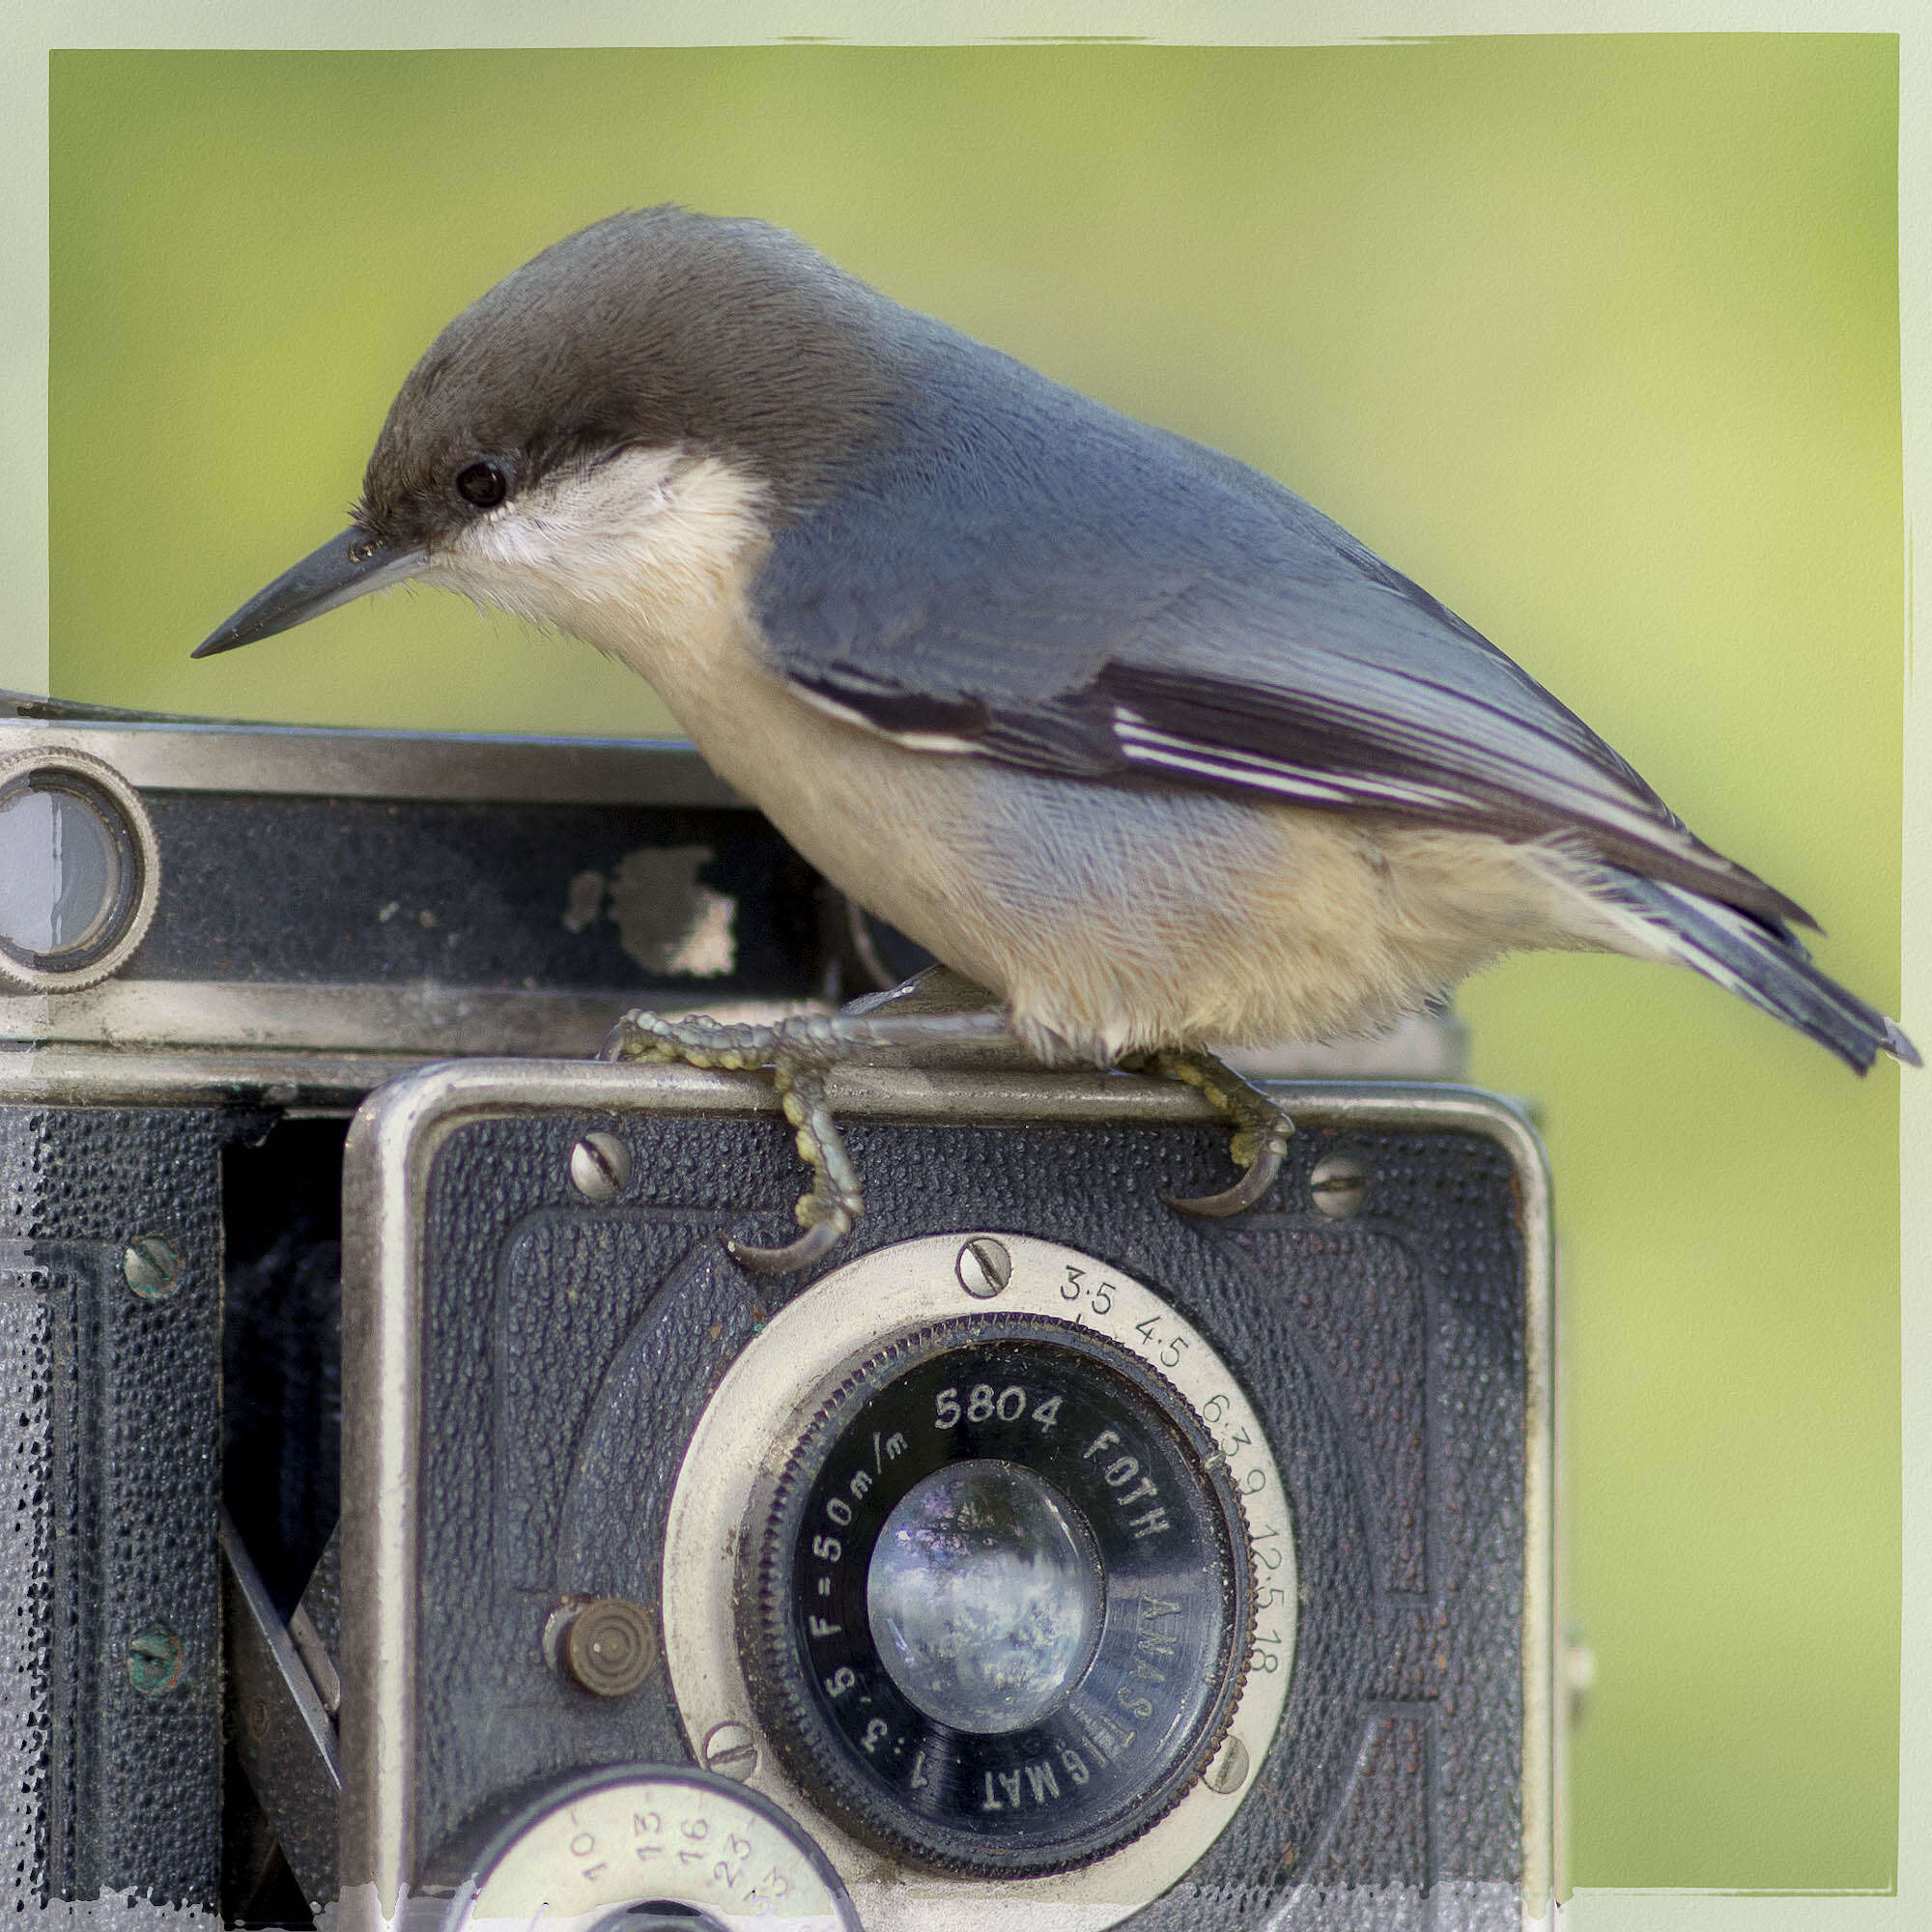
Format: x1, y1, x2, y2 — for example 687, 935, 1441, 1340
1593, 870, 1918, 1074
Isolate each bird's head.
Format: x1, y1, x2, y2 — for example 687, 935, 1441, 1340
194, 207, 906, 659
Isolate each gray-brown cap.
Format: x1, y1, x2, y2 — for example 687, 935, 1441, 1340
196, 207, 909, 657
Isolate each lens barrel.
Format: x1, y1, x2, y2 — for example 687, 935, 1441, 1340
747, 1315, 1253, 1877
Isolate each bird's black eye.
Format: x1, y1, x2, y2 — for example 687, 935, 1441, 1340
456, 460, 508, 509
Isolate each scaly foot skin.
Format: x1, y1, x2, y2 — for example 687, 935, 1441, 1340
1138, 1047, 1294, 1217
602, 1003, 1290, 1270
600, 1005, 1009, 1274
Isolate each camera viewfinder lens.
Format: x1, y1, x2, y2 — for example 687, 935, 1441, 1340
0, 784, 120, 956
0, 750, 158, 992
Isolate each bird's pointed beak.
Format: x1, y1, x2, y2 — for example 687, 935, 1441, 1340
193, 526, 430, 658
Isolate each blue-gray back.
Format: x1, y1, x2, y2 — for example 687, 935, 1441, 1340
753, 314, 1802, 927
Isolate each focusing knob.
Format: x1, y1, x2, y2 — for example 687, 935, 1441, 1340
428, 1764, 860, 1932
747, 1313, 1253, 1877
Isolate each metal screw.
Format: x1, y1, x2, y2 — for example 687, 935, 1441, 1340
569, 1131, 631, 1203
1309, 1156, 1368, 1220
548, 1596, 655, 1698
126, 1626, 185, 1695
956, 1236, 1012, 1299
123, 1234, 182, 1300
1204, 1733, 1251, 1795
704, 1720, 760, 1781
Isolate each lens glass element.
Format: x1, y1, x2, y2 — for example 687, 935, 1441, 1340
867, 1459, 1101, 1735
0, 783, 120, 956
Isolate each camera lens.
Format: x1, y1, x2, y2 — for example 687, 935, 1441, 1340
748, 1314, 1253, 1877
867, 1458, 1103, 1735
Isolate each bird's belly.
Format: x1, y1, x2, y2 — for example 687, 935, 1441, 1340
686, 700, 1574, 1061
667, 680, 1026, 996
933, 769, 1582, 1058
627, 617, 1583, 1059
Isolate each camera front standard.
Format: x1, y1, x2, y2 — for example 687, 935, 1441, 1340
342, 1056, 1553, 1932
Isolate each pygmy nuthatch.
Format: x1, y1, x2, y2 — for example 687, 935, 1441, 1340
198, 208, 1917, 1269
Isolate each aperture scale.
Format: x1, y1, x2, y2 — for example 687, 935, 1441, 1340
436, 1764, 862, 1932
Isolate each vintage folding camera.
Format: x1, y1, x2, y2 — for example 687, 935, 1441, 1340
0, 695, 1554, 1931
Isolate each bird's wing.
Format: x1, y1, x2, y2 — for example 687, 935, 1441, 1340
752, 373, 1808, 929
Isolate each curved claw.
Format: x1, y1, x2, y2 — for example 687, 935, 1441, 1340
723, 1219, 847, 1277
1163, 1139, 1286, 1219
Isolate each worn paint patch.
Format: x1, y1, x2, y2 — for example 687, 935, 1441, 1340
560, 846, 738, 980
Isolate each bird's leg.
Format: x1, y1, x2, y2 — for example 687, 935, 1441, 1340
600, 1003, 1009, 1274
1134, 1047, 1294, 1218
751, 1057, 862, 1275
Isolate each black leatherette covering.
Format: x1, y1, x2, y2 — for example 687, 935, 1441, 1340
0, 1105, 226, 1911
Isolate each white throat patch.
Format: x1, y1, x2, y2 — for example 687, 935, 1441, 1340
422, 445, 772, 668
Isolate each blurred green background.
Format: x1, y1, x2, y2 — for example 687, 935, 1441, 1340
49, 40, 1903, 1889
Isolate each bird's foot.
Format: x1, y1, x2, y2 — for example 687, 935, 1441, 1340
1135, 1047, 1294, 1217
601, 1001, 1009, 1274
